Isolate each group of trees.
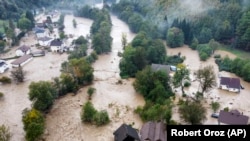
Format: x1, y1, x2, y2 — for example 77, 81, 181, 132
75, 6, 113, 54
216, 56, 250, 82
81, 101, 110, 126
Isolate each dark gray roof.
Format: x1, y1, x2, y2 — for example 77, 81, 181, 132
38, 36, 53, 41
50, 39, 63, 46
218, 110, 249, 125
11, 55, 32, 66
35, 29, 45, 34
17, 45, 30, 52
151, 63, 171, 74
140, 121, 167, 141
220, 77, 241, 89
113, 124, 140, 141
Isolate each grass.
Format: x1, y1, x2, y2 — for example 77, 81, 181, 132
218, 44, 250, 60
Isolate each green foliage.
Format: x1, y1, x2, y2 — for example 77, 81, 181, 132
22, 108, 45, 141
81, 101, 97, 123
74, 36, 88, 45
133, 66, 174, 104
236, 10, 250, 50
28, 81, 57, 112
184, 81, 191, 87
211, 102, 220, 113
68, 44, 87, 60
10, 66, 25, 83
190, 37, 199, 50
172, 64, 190, 95
0, 124, 11, 141
165, 54, 185, 66
94, 110, 110, 126
0, 76, 11, 84
196, 65, 217, 95
167, 27, 184, 48
135, 100, 172, 122
87, 87, 96, 100
179, 100, 207, 125
197, 44, 213, 61
0, 92, 3, 99
17, 17, 32, 31
81, 101, 110, 125
224, 107, 229, 112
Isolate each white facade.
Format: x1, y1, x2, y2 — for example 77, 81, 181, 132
51, 45, 64, 52
38, 39, 53, 47
0, 60, 9, 73
15, 48, 31, 57
36, 32, 46, 38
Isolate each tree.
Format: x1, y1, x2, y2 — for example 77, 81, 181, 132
81, 101, 97, 123
87, 87, 96, 100
11, 66, 26, 83
25, 11, 35, 28
22, 108, 45, 141
68, 58, 94, 85
0, 124, 11, 141
94, 110, 110, 126
172, 64, 190, 96
18, 17, 32, 31
179, 100, 207, 125
190, 37, 199, 50
73, 19, 77, 28
121, 32, 127, 49
196, 65, 217, 96
211, 101, 220, 113
236, 10, 250, 50
208, 39, 220, 54
167, 27, 184, 48
28, 81, 57, 112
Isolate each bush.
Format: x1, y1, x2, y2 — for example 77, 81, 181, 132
0, 92, 3, 99
224, 107, 229, 112
81, 101, 97, 123
11, 67, 26, 83
184, 81, 191, 87
87, 87, 96, 100
213, 54, 221, 58
94, 110, 110, 126
0, 124, 11, 141
0, 76, 11, 84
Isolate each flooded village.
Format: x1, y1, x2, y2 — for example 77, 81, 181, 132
0, 2, 250, 141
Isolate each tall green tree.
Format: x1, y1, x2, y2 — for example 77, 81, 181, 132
28, 81, 57, 112
25, 11, 35, 28
196, 65, 217, 96
167, 27, 184, 48
22, 108, 45, 141
172, 64, 190, 96
236, 10, 250, 50
18, 17, 32, 31
179, 100, 207, 125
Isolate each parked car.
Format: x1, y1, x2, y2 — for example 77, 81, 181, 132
211, 113, 219, 118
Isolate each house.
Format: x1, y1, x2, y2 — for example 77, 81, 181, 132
219, 77, 241, 93
35, 29, 47, 38
140, 121, 167, 141
37, 36, 53, 47
0, 60, 9, 73
50, 39, 64, 52
151, 63, 175, 77
36, 22, 46, 28
11, 55, 33, 67
218, 110, 249, 125
113, 124, 141, 141
31, 50, 45, 57
16, 45, 31, 56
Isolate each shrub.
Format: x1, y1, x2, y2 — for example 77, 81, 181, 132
184, 81, 191, 87
0, 92, 3, 99
11, 67, 26, 83
81, 101, 97, 123
87, 87, 96, 100
94, 110, 110, 126
0, 76, 11, 84
224, 107, 229, 112
213, 54, 221, 58
0, 124, 11, 141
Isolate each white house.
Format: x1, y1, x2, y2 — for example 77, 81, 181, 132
219, 76, 241, 93
11, 55, 33, 68
16, 45, 31, 56
35, 29, 47, 38
50, 39, 64, 52
0, 60, 9, 73
38, 36, 53, 47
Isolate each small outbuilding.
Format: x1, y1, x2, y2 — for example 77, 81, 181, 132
11, 54, 33, 67
15, 45, 31, 57
113, 124, 140, 141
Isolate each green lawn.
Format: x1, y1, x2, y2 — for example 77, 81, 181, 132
218, 44, 250, 60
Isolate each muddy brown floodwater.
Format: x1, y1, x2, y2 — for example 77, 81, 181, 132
43, 15, 145, 141
168, 45, 250, 124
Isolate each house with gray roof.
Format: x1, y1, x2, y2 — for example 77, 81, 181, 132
15, 45, 31, 57
113, 124, 140, 141
38, 36, 53, 47
140, 121, 167, 141
50, 39, 65, 53
11, 55, 33, 67
218, 110, 249, 125
219, 77, 241, 93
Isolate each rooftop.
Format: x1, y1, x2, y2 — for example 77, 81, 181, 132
218, 110, 249, 125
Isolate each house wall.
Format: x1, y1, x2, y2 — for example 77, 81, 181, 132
36, 33, 46, 38
228, 88, 240, 93
51, 45, 61, 52
16, 50, 24, 56
0, 63, 9, 73
39, 40, 52, 47
220, 85, 228, 90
